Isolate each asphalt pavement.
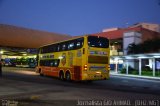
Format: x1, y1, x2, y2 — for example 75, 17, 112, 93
0, 67, 160, 106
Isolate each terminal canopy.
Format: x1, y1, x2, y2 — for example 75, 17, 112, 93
0, 24, 72, 56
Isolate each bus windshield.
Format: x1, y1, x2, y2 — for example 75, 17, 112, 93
88, 36, 109, 48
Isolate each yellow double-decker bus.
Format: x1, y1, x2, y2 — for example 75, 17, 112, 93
36, 35, 110, 81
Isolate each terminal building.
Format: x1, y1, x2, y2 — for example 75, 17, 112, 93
94, 23, 160, 77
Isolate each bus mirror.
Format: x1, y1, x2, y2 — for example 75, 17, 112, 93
83, 48, 85, 54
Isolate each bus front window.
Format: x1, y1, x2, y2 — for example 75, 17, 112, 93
88, 36, 109, 48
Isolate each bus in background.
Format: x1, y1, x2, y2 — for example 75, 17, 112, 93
36, 35, 110, 81
4, 58, 16, 67
28, 58, 37, 68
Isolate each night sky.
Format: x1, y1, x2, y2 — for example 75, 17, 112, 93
0, 0, 160, 36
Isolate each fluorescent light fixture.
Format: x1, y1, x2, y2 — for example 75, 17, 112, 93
153, 56, 160, 58
137, 56, 148, 59
125, 56, 134, 59
23, 54, 27, 56
114, 57, 119, 60
0, 51, 4, 54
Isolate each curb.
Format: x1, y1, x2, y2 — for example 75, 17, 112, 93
110, 73, 160, 81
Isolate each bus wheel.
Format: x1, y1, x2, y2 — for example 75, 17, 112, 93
65, 72, 71, 81
59, 71, 64, 80
39, 69, 43, 76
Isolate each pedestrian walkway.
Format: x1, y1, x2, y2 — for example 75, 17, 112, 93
110, 71, 160, 81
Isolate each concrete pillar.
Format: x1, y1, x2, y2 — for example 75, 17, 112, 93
149, 59, 153, 69
115, 59, 118, 73
139, 58, 142, 76
126, 60, 128, 75
152, 58, 155, 77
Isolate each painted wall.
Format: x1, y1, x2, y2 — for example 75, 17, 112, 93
123, 31, 142, 55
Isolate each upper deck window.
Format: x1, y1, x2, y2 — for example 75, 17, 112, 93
88, 36, 109, 48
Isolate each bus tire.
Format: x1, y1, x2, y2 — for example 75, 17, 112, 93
65, 71, 71, 81
59, 71, 64, 80
39, 69, 43, 76
40, 71, 43, 76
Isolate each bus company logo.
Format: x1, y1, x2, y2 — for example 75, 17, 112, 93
61, 53, 66, 66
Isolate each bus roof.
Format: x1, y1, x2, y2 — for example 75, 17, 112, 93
39, 35, 88, 48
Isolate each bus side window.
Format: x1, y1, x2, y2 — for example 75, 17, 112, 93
50, 60, 54, 66
45, 46, 49, 53
46, 61, 49, 66
68, 42, 71, 50
54, 59, 60, 67
39, 48, 41, 53
57, 45, 60, 52
65, 42, 68, 51
50, 62, 53, 66
48, 45, 52, 53
68, 42, 74, 50
55, 44, 58, 52
50, 59, 60, 67
42, 47, 45, 53
75, 38, 84, 49
62, 43, 67, 51
52, 45, 56, 52
50, 44, 55, 52
40, 60, 43, 66
76, 42, 81, 48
